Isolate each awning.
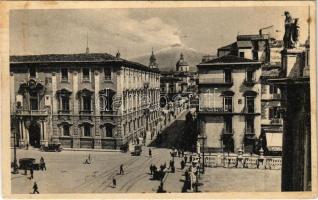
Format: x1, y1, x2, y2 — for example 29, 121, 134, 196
266, 132, 283, 151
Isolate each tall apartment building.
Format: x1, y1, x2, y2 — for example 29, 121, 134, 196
10, 52, 161, 150
197, 55, 262, 153
216, 33, 284, 154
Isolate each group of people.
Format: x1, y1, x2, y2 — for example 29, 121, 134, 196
149, 163, 166, 181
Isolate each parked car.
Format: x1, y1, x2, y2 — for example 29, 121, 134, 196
18, 158, 40, 170
41, 143, 63, 152
131, 145, 142, 156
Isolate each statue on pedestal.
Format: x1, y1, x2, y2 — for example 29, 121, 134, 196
283, 11, 300, 49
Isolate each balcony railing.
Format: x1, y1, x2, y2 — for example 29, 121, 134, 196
262, 93, 281, 100
199, 106, 233, 113
270, 118, 283, 125
58, 110, 70, 115
16, 110, 48, 116
222, 128, 234, 135
244, 127, 255, 135
198, 77, 233, 85
79, 110, 93, 115
243, 78, 257, 86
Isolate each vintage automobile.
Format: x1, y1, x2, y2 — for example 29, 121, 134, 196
18, 158, 40, 170
41, 143, 63, 152
131, 145, 142, 156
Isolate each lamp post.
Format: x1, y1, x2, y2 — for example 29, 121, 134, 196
197, 135, 207, 174
12, 104, 20, 174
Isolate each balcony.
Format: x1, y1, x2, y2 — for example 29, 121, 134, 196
100, 110, 116, 116
243, 78, 257, 86
199, 106, 233, 114
244, 127, 255, 135
270, 118, 283, 125
222, 128, 234, 135
58, 110, 71, 115
198, 77, 233, 86
79, 110, 93, 115
262, 93, 281, 100
16, 110, 48, 116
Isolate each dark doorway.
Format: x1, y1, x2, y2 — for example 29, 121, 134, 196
29, 122, 41, 148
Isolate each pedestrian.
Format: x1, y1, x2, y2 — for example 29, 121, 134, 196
149, 148, 152, 158
190, 155, 193, 163
26, 143, 29, 150
150, 164, 153, 175
112, 177, 117, 188
181, 160, 185, 170
32, 182, 39, 194
88, 154, 91, 162
184, 155, 188, 164
119, 164, 124, 175
40, 157, 46, 171
30, 168, 34, 179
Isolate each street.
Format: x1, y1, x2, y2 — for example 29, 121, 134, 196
11, 110, 280, 193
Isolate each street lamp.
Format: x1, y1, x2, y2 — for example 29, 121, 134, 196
12, 104, 20, 174
197, 135, 207, 174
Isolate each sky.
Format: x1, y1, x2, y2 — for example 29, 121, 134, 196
10, 6, 309, 58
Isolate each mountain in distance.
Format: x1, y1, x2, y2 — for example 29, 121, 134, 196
130, 43, 206, 72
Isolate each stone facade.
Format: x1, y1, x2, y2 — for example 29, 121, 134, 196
10, 53, 161, 150
197, 55, 262, 153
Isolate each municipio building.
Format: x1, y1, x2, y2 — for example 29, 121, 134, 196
10, 51, 161, 150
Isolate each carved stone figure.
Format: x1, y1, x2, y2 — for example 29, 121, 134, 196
283, 11, 301, 49
283, 11, 294, 49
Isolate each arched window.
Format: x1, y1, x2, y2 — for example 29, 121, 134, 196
29, 90, 39, 110
99, 89, 115, 112
57, 89, 72, 113
79, 89, 93, 113
82, 123, 92, 137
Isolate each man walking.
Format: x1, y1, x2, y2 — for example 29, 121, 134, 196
30, 168, 34, 180
119, 164, 124, 175
32, 182, 39, 194
149, 148, 152, 158
40, 157, 46, 171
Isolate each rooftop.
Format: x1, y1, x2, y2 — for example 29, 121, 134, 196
198, 55, 260, 66
10, 53, 159, 73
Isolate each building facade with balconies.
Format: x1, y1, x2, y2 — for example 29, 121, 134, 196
197, 55, 262, 153
10, 53, 161, 150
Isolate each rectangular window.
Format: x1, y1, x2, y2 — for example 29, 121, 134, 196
239, 52, 245, 58
82, 68, 90, 81
269, 85, 278, 94
224, 69, 232, 83
61, 68, 68, 81
246, 70, 254, 82
63, 125, 70, 136
245, 117, 254, 133
61, 96, 70, 111
224, 117, 232, 133
105, 125, 113, 137
269, 107, 279, 119
246, 97, 254, 113
84, 125, 91, 137
104, 68, 112, 80
29, 66, 36, 78
29, 91, 38, 110
223, 97, 233, 112
83, 96, 91, 111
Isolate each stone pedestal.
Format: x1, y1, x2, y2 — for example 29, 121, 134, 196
281, 48, 306, 78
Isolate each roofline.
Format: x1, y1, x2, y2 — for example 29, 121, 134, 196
197, 61, 262, 67
10, 59, 160, 73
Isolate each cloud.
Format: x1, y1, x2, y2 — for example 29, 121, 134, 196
10, 9, 183, 58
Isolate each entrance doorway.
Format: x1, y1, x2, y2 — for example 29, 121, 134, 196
29, 122, 41, 148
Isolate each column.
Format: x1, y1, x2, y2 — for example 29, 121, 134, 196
23, 122, 29, 146
19, 120, 25, 147
94, 71, 101, 149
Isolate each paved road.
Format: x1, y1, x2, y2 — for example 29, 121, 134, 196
11, 110, 190, 194
11, 109, 281, 193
